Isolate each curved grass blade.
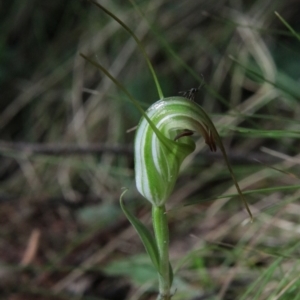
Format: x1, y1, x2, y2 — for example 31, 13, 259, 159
80, 53, 186, 154
275, 12, 300, 42
88, 0, 164, 99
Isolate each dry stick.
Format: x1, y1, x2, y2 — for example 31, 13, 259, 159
0, 141, 133, 156
20, 229, 41, 266
0, 140, 281, 164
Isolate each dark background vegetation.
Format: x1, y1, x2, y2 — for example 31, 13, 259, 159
1, 0, 300, 299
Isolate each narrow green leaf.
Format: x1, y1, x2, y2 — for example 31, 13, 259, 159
88, 0, 164, 99
229, 127, 300, 138
275, 12, 300, 42
120, 189, 160, 273
229, 55, 300, 100
80, 54, 175, 153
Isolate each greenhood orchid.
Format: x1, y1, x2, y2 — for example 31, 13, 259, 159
83, 2, 252, 299
134, 96, 217, 206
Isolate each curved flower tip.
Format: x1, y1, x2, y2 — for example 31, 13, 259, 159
134, 96, 218, 206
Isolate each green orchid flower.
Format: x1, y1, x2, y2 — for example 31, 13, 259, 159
135, 96, 216, 206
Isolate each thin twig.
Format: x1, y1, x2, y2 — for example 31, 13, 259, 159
0, 140, 282, 164
0, 141, 132, 156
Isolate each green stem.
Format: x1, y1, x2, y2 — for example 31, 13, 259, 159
152, 205, 171, 300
